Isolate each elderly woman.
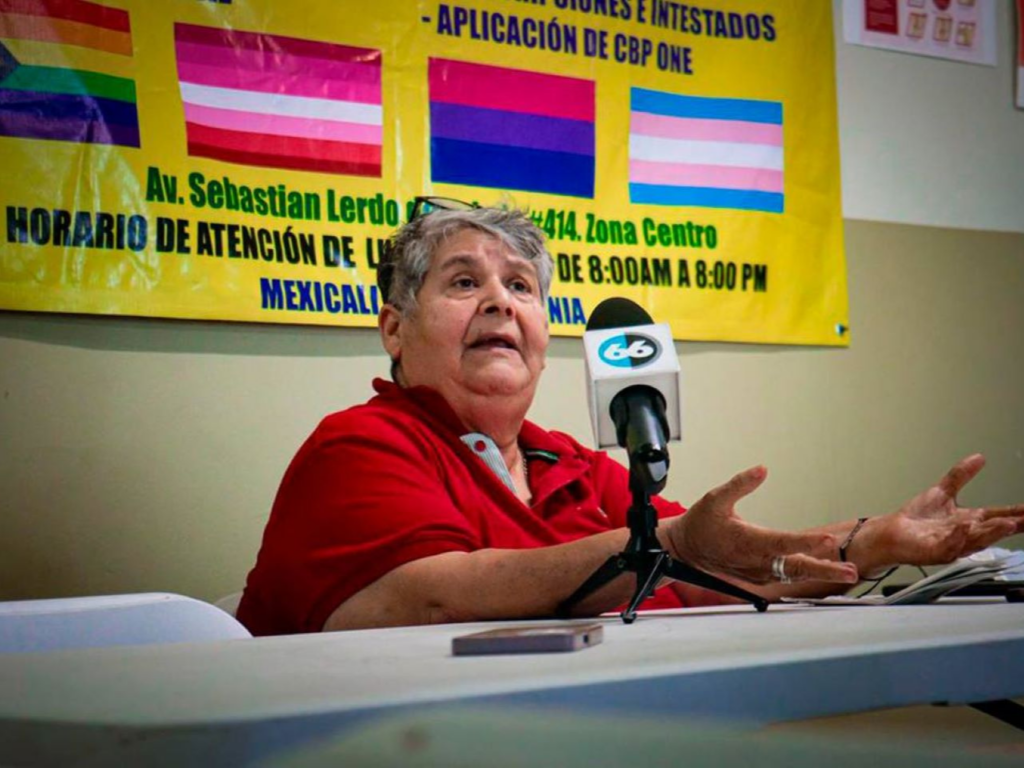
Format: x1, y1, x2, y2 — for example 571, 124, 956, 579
237, 205, 1024, 635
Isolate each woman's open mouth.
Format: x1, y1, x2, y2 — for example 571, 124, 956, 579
468, 333, 519, 353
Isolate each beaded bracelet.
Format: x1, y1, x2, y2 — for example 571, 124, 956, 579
839, 517, 869, 562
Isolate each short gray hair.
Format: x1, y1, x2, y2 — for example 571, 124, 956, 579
380, 207, 553, 314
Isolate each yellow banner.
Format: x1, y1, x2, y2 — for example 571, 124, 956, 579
0, 0, 847, 345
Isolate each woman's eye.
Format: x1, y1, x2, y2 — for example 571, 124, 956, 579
510, 279, 532, 293
454, 277, 476, 289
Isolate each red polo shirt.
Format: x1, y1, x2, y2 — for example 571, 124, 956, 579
237, 379, 686, 636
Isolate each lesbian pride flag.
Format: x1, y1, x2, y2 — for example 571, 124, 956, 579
428, 58, 594, 199
629, 87, 784, 213
0, 0, 138, 147
174, 23, 382, 177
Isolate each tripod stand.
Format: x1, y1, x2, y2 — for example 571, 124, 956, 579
557, 430, 769, 623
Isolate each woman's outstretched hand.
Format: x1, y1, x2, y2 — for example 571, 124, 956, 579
666, 466, 859, 586
853, 454, 1024, 572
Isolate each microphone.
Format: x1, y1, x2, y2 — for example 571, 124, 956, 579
583, 298, 681, 491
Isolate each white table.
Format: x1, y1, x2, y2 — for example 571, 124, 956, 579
1, 602, 1022, 766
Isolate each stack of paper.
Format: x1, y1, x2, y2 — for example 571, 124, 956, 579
784, 549, 1024, 606
986, 547, 1024, 581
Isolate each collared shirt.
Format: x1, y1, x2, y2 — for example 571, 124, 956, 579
237, 379, 686, 636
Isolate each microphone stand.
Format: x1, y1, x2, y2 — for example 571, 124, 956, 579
558, 404, 769, 623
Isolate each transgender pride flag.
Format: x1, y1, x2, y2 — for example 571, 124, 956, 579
629, 87, 784, 213
429, 58, 594, 198
174, 23, 382, 176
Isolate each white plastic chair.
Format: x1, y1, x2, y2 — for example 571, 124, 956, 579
0, 592, 252, 653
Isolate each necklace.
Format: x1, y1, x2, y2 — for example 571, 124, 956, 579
519, 447, 531, 496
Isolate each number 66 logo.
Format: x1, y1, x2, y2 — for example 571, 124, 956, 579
598, 333, 661, 369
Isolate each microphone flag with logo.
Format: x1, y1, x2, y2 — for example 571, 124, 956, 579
583, 297, 681, 450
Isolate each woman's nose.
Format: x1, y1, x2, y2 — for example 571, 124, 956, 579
480, 280, 514, 317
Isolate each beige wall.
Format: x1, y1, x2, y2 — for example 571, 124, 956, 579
832, 0, 1024, 233
1, 218, 1021, 602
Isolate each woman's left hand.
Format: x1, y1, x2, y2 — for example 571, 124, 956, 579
853, 454, 1024, 572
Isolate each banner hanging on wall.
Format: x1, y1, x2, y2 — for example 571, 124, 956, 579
0, 0, 847, 345
843, 0, 997, 66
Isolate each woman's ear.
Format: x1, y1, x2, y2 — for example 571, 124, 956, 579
378, 304, 403, 362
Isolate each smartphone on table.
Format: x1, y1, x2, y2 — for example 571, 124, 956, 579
452, 623, 603, 656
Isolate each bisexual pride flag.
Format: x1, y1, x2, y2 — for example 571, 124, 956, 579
428, 58, 594, 199
174, 23, 382, 177
0, 0, 139, 147
629, 87, 784, 214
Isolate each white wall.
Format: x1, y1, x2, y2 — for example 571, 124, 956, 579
833, 0, 1024, 233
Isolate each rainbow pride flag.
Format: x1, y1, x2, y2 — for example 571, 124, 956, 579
428, 58, 595, 199
629, 87, 784, 213
174, 23, 382, 177
0, 0, 138, 147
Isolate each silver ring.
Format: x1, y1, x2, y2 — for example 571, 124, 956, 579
771, 556, 792, 584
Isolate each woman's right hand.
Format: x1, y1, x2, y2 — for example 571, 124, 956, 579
665, 466, 859, 586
